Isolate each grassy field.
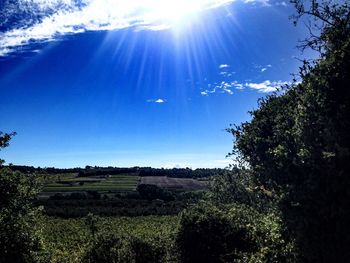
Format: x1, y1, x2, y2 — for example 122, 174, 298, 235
42, 174, 140, 193
42, 215, 179, 263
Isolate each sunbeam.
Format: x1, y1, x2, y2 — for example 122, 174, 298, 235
0, 0, 235, 56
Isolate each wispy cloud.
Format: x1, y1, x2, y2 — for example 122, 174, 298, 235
201, 79, 290, 95
275, 1, 288, 6
218, 63, 236, 78
245, 80, 289, 92
244, 0, 270, 6
0, 0, 243, 57
254, 63, 272, 72
147, 98, 166, 103
201, 80, 242, 95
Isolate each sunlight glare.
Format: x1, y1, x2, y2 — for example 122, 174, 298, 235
106, 0, 230, 26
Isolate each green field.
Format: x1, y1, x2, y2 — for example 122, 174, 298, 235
42, 174, 140, 192
42, 215, 179, 263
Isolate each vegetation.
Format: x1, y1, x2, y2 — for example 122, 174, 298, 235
0, 168, 46, 262
42, 174, 140, 192
225, 0, 350, 261
176, 203, 296, 263
42, 215, 178, 263
6, 164, 224, 179
36, 192, 198, 217
0, 0, 349, 262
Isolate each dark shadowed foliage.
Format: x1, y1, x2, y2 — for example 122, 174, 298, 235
82, 233, 166, 263
227, 0, 350, 261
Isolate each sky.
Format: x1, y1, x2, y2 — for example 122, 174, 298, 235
0, 0, 313, 168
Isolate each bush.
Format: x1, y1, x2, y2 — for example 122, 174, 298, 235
122, 236, 166, 263
176, 202, 297, 263
83, 234, 166, 263
0, 168, 46, 263
176, 203, 254, 263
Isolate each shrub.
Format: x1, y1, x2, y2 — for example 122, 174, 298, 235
0, 168, 46, 263
176, 203, 255, 263
83, 234, 166, 263
176, 202, 297, 263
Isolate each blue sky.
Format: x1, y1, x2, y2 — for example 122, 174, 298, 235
0, 0, 312, 168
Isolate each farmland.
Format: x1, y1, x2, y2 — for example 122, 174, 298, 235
38, 168, 212, 198
140, 176, 206, 190
41, 173, 140, 194
42, 215, 179, 263
34, 168, 209, 217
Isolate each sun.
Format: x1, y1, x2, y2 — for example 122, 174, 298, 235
146, 0, 202, 22
106, 0, 227, 26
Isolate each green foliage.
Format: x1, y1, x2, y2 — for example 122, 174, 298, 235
41, 215, 178, 263
84, 213, 99, 239
82, 233, 123, 263
227, 1, 350, 261
209, 168, 277, 212
42, 174, 140, 192
83, 234, 166, 263
0, 168, 45, 263
176, 202, 296, 263
0, 131, 16, 165
176, 203, 250, 263
0, 131, 16, 149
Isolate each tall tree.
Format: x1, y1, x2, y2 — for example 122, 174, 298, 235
228, 0, 350, 261
0, 132, 45, 262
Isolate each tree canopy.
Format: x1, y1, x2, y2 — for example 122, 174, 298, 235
227, 0, 350, 261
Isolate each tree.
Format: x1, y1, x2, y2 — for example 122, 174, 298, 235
228, 1, 350, 261
0, 131, 16, 165
0, 132, 46, 262
176, 202, 296, 263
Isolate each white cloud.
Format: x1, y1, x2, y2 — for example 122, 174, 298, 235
244, 0, 270, 6
276, 1, 287, 6
201, 80, 236, 95
201, 79, 290, 95
0, 0, 240, 56
219, 64, 229, 68
147, 98, 166, 103
245, 80, 289, 93
254, 63, 272, 72
200, 62, 287, 95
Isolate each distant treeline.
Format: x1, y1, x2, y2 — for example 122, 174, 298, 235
4, 165, 226, 178
138, 168, 225, 178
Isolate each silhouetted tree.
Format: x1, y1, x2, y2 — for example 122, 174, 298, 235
0, 131, 16, 165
